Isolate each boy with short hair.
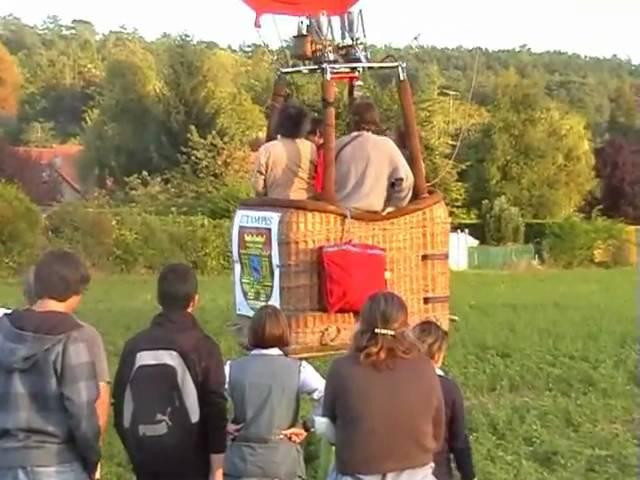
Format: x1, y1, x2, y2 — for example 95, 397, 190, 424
112, 263, 227, 480
0, 249, 101, 479
21, 267, 111, 479
412, 320, 476, 480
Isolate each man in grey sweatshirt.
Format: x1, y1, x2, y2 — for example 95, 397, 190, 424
0, 249, 101, 480
334, 100, 415, 213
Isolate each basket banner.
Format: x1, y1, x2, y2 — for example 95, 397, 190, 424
232, 209, 282, 316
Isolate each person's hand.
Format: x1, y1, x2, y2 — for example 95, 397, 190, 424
209, 453, 224, 480
227, 422, 243, 439
280, 427, 307, 444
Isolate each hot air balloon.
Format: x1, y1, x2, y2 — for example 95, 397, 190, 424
231, 2, 451, 357
242, 0, 360, 27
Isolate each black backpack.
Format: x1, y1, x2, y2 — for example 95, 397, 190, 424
120, 348, 202, 474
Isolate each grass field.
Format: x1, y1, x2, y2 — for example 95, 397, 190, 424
0, 268, 636, 480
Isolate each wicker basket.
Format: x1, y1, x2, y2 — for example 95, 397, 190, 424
233, 193, 451, 357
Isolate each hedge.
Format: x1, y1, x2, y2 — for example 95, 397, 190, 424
44, 205, 231, 275
544, 216, 631, 268
0, 184, 231, 275
452, 220, 561, 245
453, 218, 634, 267
1, 181, 635, 275
0, 182, 43, 272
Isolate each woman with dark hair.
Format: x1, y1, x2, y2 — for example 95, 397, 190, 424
334, 100, 415, 213
252, 102, 318, 200
322, 292, 444, 480
224, 305, 325, 480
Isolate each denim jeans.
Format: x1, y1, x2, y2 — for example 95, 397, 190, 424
0, 463, 89, 480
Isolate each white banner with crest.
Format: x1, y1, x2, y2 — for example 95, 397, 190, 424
232, 209, 282, 316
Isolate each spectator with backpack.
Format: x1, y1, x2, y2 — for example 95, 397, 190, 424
224, 304, 325, 480
412, 320, 476, 480
0, 249, 101, 480
112, 263, 227, 480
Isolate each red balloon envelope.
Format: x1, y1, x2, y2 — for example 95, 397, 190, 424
243, 0, 360, 25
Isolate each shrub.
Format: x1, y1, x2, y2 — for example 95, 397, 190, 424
7, 197, 233, 276
123, 171, 251, 220
110, 210, 231, 274
198, 182, 252, 220
481, 196, 525, 245
46, 202, 116, 269
0, 181, 43, 273
159, 215, 231, 274
111, 211, 185, 273
545, 215, 627, 268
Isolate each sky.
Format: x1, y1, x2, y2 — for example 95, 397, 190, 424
1, 0, 639, 63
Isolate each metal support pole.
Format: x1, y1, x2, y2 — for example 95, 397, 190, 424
266, 75, 288, 142
397, 65, 429, 198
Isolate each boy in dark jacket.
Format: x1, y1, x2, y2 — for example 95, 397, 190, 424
0, 249, 101, 479
112, 263, 227, 480
412, 320, 476, 480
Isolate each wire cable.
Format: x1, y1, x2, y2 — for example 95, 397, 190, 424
427, 48, 482, 186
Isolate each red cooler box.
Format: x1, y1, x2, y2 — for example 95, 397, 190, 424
320, 242, 387, 314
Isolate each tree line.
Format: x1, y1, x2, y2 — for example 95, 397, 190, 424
0, 15, 638, 222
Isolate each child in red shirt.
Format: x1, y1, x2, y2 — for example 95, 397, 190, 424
306, 116, 325, 194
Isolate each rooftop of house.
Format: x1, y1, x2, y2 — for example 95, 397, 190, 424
8, 145, 84, 194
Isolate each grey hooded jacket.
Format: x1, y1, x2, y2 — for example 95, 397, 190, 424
0, 310, 101, 475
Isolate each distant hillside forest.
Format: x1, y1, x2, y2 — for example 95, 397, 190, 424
0, 15, 638, 222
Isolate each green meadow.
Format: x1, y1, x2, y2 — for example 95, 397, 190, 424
0, 268, 636, 480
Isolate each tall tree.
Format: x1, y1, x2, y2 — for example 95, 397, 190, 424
82, 39, 168, 184
153, 35, 216, 153
0, 42, 21, 118
608, 80, 638, 139
200, 49, 265, 145
595, 137, 640, 224
414, 73, 489, 218
469, 69, 595, 219
2, 16, 101, 143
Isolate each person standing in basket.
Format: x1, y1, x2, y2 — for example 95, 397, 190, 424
112, 263, 227, 480
252, 101, 317, 200
412, 320, 476, 480
322, 291, 444, 480
224, 304, 325, 480
334, 100, 415, 213
0, 249, 101, 480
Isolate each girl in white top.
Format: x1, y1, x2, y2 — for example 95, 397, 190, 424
223, 305, 325, 480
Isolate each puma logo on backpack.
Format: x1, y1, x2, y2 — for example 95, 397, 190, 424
138, 408, 174, 437
121, 350, 200, 469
